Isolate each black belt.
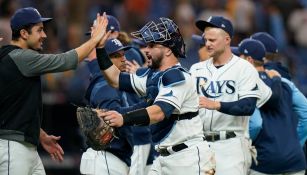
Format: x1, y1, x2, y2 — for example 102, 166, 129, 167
170, 111, 198, 121
158, 143, 188, 156
205, 131, 236, 142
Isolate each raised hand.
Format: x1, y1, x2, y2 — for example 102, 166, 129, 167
91, 13, 111, 47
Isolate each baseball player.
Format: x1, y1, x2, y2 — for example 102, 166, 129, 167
190, 16, 271, 175
0, 7, 108, 175
80, 38, 140, 175
107, 17, 157, 175
86, 17, 156, 175
120, 37, 156, 175
238, 38, 307, 175
94, 17, 215, 175
251, 32, 307, 146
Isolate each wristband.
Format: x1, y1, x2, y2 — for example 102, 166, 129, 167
96, 48, 113, 70
123, 108, 150, 126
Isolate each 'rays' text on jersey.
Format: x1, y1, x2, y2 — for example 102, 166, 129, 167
196, 77, 235, 98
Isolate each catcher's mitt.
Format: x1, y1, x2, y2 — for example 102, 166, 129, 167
76, 107, 114, 150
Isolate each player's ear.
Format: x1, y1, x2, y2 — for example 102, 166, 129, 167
165, 47, 172, 57
225, 35, 231, 45
20, 29, 29, 40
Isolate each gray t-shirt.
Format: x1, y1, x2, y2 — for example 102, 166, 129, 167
9, 48, 78, 77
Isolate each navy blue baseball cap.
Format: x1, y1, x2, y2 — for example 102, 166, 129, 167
250, 32, 278, 53
85, 15, 120, 35
105, 38, 131, 55
107, 15, 120, 32
10, 7, 52, 30
192, 34, 206, 46
238, 38, 266, 62
195, 16, 234, 38
231, 46, 240, 56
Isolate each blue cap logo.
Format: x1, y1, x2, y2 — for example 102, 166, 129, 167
105, 39, 131, 55
111, 39, 123, 47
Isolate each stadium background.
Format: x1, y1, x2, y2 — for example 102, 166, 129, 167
0, 0, 307, 174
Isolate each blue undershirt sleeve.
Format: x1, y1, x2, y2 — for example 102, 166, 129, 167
154, 101, 176, 119
219, 97, 257, 116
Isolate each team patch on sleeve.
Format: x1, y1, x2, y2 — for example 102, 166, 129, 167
161, 68, 185, 87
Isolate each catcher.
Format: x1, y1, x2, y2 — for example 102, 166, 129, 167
93, 17, 216, 175
77, 38, 150, 175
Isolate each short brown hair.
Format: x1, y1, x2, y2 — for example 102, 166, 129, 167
11, 23, 35, 41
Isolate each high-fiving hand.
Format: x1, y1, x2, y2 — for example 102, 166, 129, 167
90, 12, 111, 48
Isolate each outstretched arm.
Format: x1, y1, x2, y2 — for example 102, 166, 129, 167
97, 104, 171, 127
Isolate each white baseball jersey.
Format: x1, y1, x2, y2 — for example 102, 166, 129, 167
190, 55, 271, 135
126, 65, 204, 148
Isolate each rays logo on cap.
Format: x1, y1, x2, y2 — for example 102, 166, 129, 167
111, 39, 123, 47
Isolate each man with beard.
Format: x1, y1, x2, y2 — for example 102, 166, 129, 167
91, 17, 216, 175
190, 16, 268, 175
0, 7, 108, 175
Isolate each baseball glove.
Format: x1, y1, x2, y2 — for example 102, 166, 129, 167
76, 107, 114, 150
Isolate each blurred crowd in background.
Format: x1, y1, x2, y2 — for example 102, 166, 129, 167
1, 0, 307, 174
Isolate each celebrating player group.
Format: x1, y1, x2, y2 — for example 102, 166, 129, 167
0, 5, 306, 175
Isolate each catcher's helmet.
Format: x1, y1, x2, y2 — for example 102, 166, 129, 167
131, 17, 186, 58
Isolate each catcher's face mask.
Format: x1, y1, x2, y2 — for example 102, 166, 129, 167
131, 17, 186, 58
